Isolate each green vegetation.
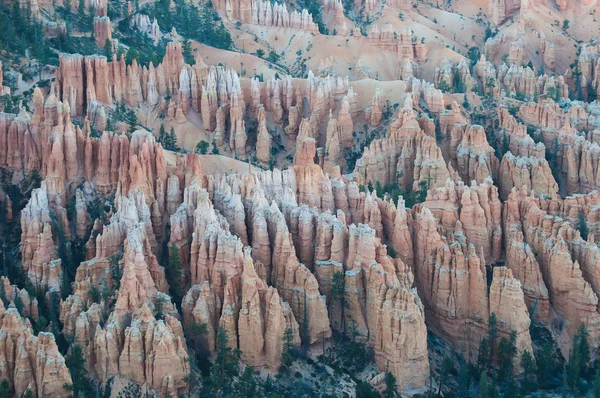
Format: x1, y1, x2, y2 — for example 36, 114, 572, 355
165, 243, 184, 302
158, 125, 179, 151
196, 140, 210, 155
297, 0, 328, 34
0, 2, 57, 65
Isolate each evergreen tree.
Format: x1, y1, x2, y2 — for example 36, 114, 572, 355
158, 124, 167, 144
355, 380, 382, 398
104, 38, 113, 62
188, 320, 207, 353
537, 341, 558, 388
497, 331, 517, 382
520, 350, 537, 394
504, 376, 519, 398
182, 39, 195, 65
437, 356, 453, 395
331, 271, 346, 331
502, 133, 510, 156
478, 371, 489, 398
209, 326, 240, 394
0, 283, 7, 307
375, 181, 384, 198
383, 372, 398, 398
565, 324, 590, 392
578, 212, 589, 240
593, 367, 600, 398
195, 140, 209, 155
168, 128, 178, 151
66, 344, 89, 396
211, 141, 219, 154
0, 381, 9, 398
165, 243, 184, 302
458, 355, 470, 398
281, 327, 295, 366
14, 294, 23, 314
77, 0, 85, 17
488, 313, 498, 360
234, 366, 261, 397
478, 336, 490, 372
125, 47, 138, 65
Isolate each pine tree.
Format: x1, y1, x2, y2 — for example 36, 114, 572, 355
158, 124, 167, 145
578, 212, 589, 240
0, 381, 9, 398
502, 133, 510, 156
383, 372, 398, 398
168, 128, 178, 151
497, 331, 517, 382
520, 350, 537, 394
281, 327, 294, 366
66, 344, 89, 396
209, 327, 240, 394
458, 355, 470, 398
488, 313, 498, 362
188, 320, 207, 353
593, 367, 600, 398
182, 39, 195, 65
234, 366, 261, 397
195, 140, 209, 155
537, 341, 557, 388
14, 294, 23, 314
77, 0, 85, 17
331, 271, 346, 332
166, 243, 184, 302
478, 371, 489, 398
104, 38, 113, 62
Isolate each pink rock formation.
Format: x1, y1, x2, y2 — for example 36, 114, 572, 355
0, 309, 72, 397
93, 16, 112, 47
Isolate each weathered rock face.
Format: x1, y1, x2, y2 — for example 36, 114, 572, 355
489, 0, 521, 26
367, 25, 429, 64
0, 309, 72, 397
255, 105, 271, 166
115, 304, 189, 394
503, 187, 600, 353
449, 123, 499, 184
488, 266, 534, 371
20, 183, 63, 292
213, 0, 318, 32
93, 16, 112, 47
412, 206, 489, 358
237, 256, 301, 368
499, 152, 558, 200
422, 179, 503, 264
356, 98, 457, 193
14, 31, 600, 396
0, 277, 39, 320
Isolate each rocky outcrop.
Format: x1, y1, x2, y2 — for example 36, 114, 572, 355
93, 16, 112, 47
237, 256, 301, 368
489, 266, 534, 370
215, 0, 319, 32
503, 187, 600, 352
422, 178, 503, 263
255, 105, 271, 166
412, 206, 489, 358
0, 309, 72, 397
449, 123, 499, 184
368, 25, 428, 64
356, 98, 456, 193
20, 183, 63, 292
